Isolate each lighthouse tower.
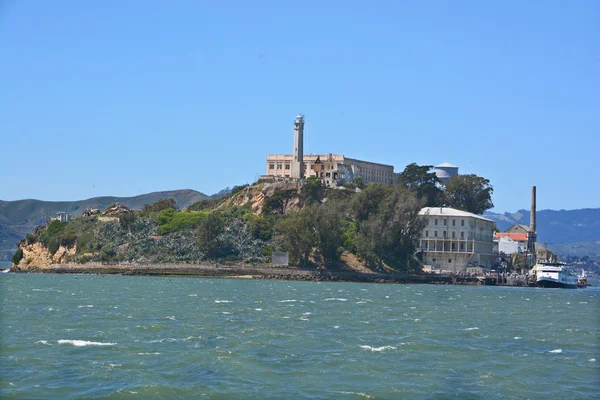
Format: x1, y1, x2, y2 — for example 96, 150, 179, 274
291, 114, 305, 179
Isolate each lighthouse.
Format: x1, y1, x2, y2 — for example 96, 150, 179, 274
291, 114, 305, 179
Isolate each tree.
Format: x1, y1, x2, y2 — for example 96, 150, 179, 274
275, 210, 316, 266
198, 212, 224, 259
142, 198, 178, 215
354, 186, 425, 271
12, 248, 23, 265
350, 183, 391, 222
397, 163, 442, 207
444, 174, 494, 215
309, 203, 344, 266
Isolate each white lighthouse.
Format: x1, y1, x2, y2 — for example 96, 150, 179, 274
291, 113, 305, 179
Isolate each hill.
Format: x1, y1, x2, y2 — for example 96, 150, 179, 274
0, 189, 214, 260
484, 208, 600, 259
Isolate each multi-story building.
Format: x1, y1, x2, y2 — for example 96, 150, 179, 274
418, 207, 495, 273
266, 153, 394, 187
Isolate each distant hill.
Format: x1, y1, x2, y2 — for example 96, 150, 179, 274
484, 208, 600, 259
0, 189, 216, 260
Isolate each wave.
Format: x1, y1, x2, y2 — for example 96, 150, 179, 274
57, 340, 116, 347
35, 340, 51, 345
463, 327, 479, 331
214, 300, 232, 303
549, 349, 562, 353
335, 392, 374, 399
78, 305, 94, 308
359, 345, 396, 352
325, 298, 348, 301
278, 300, 297, 303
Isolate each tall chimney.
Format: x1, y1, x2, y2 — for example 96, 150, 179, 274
530, 186, 536, 232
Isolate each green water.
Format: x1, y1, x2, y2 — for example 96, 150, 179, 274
1, 273, 598, 399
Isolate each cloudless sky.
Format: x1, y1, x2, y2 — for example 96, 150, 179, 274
1, 0, 598, 212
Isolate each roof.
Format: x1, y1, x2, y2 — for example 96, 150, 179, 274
418, 207, 493, 222
494, 232, 528, 242
435, 162, 458, 168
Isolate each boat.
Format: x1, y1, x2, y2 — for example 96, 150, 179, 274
530, 262, 578, 289
577, 269, 588, 288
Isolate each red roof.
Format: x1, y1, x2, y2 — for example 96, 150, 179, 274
494, 232, 527, 241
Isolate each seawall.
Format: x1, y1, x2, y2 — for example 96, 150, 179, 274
9, 262, 489, 285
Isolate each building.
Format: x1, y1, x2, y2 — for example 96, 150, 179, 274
265, 114, 395, 187
56, 211, 69, 223
494, 232, 527, 254
418, 207, 495, 273
432, 162, 459, 185
266, 153, 394, 187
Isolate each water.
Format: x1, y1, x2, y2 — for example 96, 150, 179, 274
1, 273, 599, 399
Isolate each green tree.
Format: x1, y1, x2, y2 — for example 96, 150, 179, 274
198, 212, 224, 259
444, 174, 494, 214
350, 183, 391, 222
300, 177, 322, 206
12, 248, 23, 265
261, 189, 298, 215
397, 163, 442, 207
275, 210, 316, 266
309, 203, 343, 266
354, 186, 425, 271
142, 198, 178, 215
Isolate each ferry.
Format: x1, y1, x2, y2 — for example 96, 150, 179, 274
530, 262, 578, 289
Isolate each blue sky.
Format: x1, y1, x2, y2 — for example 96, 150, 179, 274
0, 0, 598, 212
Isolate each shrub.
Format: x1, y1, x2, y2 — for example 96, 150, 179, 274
141, 198, 178, 215
158, 209, 208, 234
26, 233, 37, 245
12, 248, 23, 265
40, 220, 66, 245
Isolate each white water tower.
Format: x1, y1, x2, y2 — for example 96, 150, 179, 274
433, 162, 459, 185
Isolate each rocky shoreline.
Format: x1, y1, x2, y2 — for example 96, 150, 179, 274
9, 262, 494, 285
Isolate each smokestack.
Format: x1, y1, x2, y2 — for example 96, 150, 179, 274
530, 186, 536, 232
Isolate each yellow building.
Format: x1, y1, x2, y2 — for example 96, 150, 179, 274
266, 153, 394, 187
418, 207, 495, 273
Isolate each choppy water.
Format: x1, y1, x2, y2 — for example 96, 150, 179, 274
1, 273, 599, 399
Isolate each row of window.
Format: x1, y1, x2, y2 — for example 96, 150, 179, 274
430, 218, 465, 227
425, 230, 466, 239
425, 243, 466, 251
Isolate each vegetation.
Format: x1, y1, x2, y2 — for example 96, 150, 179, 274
444, 174, 494, 215
141, 198, 177, 215
11, 165, 499, 271
397, 163, 443, 207
12, 248, 23, 265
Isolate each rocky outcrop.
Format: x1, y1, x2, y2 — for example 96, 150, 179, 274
102, 203, 133, 217
13, 241, 76, 270
230, 181, 303, 215
82, 208, 100, 217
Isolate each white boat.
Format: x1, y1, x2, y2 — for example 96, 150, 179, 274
530, 262, 578, 289
577, 269, 588, 288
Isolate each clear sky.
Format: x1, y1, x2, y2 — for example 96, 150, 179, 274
0, 1, 598, 212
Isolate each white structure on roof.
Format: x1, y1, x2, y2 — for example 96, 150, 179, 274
433, 162, 459, 185
418, 207, 495, 273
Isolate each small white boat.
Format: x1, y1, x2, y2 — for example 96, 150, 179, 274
530, 262, 578, 289
0, 268, 10, 273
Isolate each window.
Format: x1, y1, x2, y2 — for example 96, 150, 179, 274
425, 230, 429, 237
451, 243, 456, 250
310, 164, 314, 170
434, 231, 437, 237
460, 243, 464, 250
452, 219, 456, 226
326, 172, 331, 177
461, 219, 465, 227
285, 164, 290, 170
277, 164, 282, 170
448, 258, 452, 263
443, 231, 447, 238
452, 231, 456, 238
269, 164, 275, 170
435, 219, 438, 226
443, 219, 447, 226
460, 231, 464, 239
432, 258, 436, 262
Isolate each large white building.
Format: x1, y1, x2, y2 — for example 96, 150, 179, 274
418, 207, 495, 273
266, 114, 394, 187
